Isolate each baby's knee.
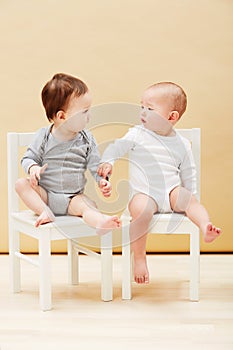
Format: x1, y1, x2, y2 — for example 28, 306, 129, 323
129, 195, 156, 221
130, 205, 154, 223
171, 187, 194, 212
15, 178, 28, 194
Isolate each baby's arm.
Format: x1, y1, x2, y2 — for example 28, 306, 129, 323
180, 141, 197, 195
29, 163, 48, 187
86, 143, 112, 197
98, 127, 138, 179
21, 127, 47, 175
99, 178, 112, 197
85, 132, 107, 184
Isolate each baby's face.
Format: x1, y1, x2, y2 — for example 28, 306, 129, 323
140, 88, 175, 134
64, 92, 92, 132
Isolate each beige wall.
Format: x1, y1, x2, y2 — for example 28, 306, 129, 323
1, 0, 232, 253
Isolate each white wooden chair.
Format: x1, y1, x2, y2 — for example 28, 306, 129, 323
121, 128, 201, 301
7, 132, 113, 311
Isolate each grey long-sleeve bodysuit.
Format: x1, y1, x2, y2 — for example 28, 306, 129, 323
21, 125, 102, 215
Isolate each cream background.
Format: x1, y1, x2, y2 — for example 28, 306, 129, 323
0, 0, 232, 252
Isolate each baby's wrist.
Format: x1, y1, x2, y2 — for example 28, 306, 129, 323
28, 164, 39, 174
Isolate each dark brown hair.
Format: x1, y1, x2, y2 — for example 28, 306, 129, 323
41, 73, 88, 121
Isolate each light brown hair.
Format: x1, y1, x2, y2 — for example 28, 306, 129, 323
149, 82, 187, 118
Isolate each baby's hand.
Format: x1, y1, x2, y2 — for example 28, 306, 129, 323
29, 163, 48, 187
99, 179, 112, 198
98, 162, 112, 179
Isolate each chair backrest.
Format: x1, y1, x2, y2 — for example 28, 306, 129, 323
7, 132, 35, 213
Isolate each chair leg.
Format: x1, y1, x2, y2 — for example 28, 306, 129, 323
101, 232, 112, 301
68, 240, 79, 285
39, 234, 52, 311
190, 228, 200, 301
9, 226, 21, 293
122, 223, 132, 300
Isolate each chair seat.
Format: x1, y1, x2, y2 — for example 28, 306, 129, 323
11, 210, 98, 240
122, 211, 197, 235
150, 213, 198, 234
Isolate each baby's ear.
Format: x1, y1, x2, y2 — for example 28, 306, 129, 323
169, 111, 180, 122
56, 110, 66, 120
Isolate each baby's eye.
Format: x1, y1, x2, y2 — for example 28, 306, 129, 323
83, 109, 89, 114
140, 106, 145, 110
148, 107, 154, 111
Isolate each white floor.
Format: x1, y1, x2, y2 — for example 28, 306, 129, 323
0, 254, 232, 350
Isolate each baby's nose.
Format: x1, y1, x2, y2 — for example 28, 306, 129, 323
141, 109, 147, 117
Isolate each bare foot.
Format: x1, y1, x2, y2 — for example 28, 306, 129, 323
35, 209, 55, 227
133, 255, 149, 284
203, 223, 221, 243
96, 215, 121, 235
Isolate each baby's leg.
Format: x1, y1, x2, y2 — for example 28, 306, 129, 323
15, 178, 55, 227
170, 186, 221, 243
68, 194, 121, 235
129, 193, 158, 284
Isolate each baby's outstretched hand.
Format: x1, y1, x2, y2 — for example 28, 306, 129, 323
99, 179, 112, 198
29, 163, 48, 187
98, 162, 112, 179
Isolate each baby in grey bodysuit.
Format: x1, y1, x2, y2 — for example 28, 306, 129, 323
16, 73, 121, 234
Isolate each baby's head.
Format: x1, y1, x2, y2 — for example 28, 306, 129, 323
141, 82, 187, 124
41, 73, 90, 123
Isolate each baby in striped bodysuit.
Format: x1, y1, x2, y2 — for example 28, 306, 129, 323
98, 82, 221, 283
